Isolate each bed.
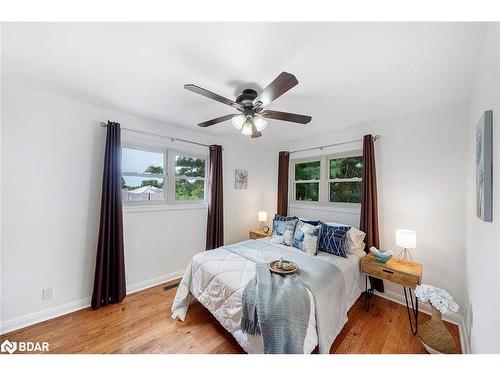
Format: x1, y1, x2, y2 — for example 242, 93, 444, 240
171, 236, 365, 354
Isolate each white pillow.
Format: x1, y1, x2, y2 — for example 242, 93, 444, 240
351, 245, 368, 258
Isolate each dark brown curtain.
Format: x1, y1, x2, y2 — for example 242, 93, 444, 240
360, 134, 384, 292
91, 121, 126, 309
206, 145, 224, 250
277, 151, 290, 216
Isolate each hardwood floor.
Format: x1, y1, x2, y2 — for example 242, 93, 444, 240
0, 283, 461, 354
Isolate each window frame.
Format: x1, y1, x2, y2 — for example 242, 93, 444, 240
121, 143, 208, 206
327, 151, 363, 205
291, 157, 322, 203
290, 150, 362, 208
172, 152, 208, 203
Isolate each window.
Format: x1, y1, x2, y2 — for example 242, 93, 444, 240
175, 155, 207, 201
121, 145, 207, 205
122, 147, 167, 202
291, 152, 362, 206
328, 156, 363, 203
294, 160, 320, 201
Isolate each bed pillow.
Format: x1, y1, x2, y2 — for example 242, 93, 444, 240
298, 217, 321, 226
271, 215, 298, 246
317, 223, 351, 258
292, 220, 321, 256
271, 214, 298, 232
323, 221, 366, 255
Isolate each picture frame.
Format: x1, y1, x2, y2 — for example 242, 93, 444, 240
475, 110, 493, 222
235, 169, 248, 190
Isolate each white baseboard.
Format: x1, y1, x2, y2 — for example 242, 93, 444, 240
126, 269, 184, 294
0, 297, 91, 335
374, 289, 470, 354
0, 270, 185, 335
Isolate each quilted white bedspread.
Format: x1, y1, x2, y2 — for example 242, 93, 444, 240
171, 239, 364, 354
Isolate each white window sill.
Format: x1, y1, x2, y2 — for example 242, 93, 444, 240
289, 202, 360, 215
123, 202, 208, 213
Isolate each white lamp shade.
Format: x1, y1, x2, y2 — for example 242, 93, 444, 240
396, 229, 416, 249
241, 120, 253, 136
253, 116, 268, 131
258, 211, 268, 222
232, 114, 246, 130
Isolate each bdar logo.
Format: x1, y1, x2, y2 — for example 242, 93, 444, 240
0, 339, 49, 354
1, 339, 17, 354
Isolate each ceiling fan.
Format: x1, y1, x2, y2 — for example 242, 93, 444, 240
184, 72, 312, 138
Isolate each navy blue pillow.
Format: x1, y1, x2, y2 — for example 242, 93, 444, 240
318, 223, 351, 258
301, 219, 320, 226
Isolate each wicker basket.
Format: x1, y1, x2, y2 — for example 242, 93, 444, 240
418, 305, 458, 354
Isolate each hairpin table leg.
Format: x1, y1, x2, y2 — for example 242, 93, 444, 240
403, 286, 419, 335
365, 275, 374, 312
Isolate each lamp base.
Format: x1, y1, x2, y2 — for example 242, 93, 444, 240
262, 225, 270, 233
397, 248, 414, 265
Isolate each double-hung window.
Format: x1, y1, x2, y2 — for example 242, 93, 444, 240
293, 160, 321, 202
122, 147, 167, 202
328, 155, 363, 203
291, 151, 363, 206
174, 154, 207, 201
121, 145, 207, 205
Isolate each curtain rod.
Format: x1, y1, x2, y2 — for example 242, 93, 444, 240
289, 135, 380, 154
100, 122, 215, 149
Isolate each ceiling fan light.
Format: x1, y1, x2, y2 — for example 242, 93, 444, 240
241, 120, 253, 136
253, 116, 267, 131
232, 114, 246, 130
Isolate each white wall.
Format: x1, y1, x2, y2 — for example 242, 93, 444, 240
0, 23, 3, 328
465, 24, 500, 353
285, 104, 468, 313
0, 84, 277, 332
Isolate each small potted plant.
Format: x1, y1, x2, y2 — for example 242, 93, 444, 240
415, 284, 459, 354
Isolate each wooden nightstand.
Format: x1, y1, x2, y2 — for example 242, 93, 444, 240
249, 229, 271, 239
361, 253, 423, 335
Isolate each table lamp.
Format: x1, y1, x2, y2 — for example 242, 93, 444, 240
396, 229, 416, 264
258, 211, 269, 233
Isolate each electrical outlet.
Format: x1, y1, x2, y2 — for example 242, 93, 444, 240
42, 288, 53, 300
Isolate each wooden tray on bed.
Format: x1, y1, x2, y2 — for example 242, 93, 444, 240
268, 260, 299, 275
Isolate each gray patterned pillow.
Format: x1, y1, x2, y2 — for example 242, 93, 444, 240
271, 215, 298, 246
292, 220, 321, 255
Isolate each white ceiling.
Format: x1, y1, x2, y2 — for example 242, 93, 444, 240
2, 22, 487, 144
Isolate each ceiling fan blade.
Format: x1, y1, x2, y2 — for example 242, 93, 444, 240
261, 110, 312, 124
251, 121, 262, 138
252, 72, 299, 108
185, 84, 243, 110
197, 114, 235, 128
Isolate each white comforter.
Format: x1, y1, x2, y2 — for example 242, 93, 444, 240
171, 238, 364, 354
